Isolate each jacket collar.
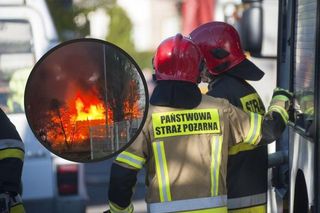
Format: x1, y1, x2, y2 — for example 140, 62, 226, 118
150, 81, 202, 109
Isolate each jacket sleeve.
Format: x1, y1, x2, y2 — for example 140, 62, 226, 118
226, 88, 291, 146
226, 103, 263, 146
261, 88, 292, 143
0, 109, 24, 194
261, 112, 287, 143
108, 119, 150, 212
108, 163, 137, 212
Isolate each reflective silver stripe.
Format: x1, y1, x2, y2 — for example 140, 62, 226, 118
244, 113, 262, 145
116, 152, 145, 169
109, 201, 134, 213
148, 195, 227, 213
211, 135, 222, 196
227, 193, 267, 209
0, 139, 24, 151
153, 142, 171, 202
269, 105, 289, 123
156, 143, 168, 201
248, 113, 258, 144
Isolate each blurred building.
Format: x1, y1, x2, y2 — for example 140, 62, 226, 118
87, 0, 278, 105
87, 0, 219, 52
117, 0, 180, 52
87, 0, 179, 52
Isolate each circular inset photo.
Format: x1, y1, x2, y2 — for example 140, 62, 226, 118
25, 38, 149, 162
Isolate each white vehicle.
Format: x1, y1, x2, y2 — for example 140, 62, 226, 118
267, 0, 318, 212
231, 0, 319, 212
0, 0, 87, 212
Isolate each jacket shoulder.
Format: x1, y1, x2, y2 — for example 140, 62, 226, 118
200, 94, 231, 108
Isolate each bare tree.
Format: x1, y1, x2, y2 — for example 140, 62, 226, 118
102, 45, 140, 122
49, 98, 71, 150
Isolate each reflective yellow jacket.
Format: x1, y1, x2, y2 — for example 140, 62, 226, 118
114, 95, 263, 213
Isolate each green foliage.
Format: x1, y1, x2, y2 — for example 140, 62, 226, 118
106, 5, 135, 55
46, 0, 89, 40
46, 0, 153, 69
106, 5, 153, 70
132, 51, 154, 70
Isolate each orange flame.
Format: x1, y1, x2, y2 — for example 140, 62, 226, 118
75, 97, 105, 121
44, 83, 143, 149
123, 100, 141, 119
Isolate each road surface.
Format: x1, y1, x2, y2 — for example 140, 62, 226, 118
85, 159, 147, 213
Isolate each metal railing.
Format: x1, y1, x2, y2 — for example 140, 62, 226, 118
89, 118, 142, 159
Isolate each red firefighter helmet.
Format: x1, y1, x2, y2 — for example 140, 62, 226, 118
190, 22, 264, 80
153, 33, 202, 83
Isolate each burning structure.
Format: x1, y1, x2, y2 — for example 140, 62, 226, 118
25, 40, 146, 162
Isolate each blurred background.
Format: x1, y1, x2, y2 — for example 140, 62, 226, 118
44, 0, 278, 104
0, 0, 278, 212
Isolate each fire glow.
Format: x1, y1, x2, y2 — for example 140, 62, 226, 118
44, 84, 141, 149
74, 97, 105, 121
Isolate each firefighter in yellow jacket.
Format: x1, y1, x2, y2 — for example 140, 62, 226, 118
106, 34, 291, 213
0, 108, 25, 213
190, 22, 270, 213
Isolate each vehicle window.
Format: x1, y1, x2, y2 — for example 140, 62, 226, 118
0, 20, 35, 113
293, 0, 316, 135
